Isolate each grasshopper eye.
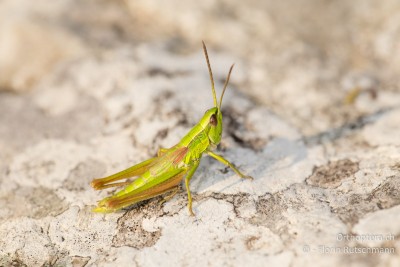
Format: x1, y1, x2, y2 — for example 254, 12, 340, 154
210, 114, 217, 126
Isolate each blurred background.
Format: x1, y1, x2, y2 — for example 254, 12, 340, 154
1, 0, 399, 135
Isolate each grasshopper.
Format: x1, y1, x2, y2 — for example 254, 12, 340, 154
91, 42, 253, 216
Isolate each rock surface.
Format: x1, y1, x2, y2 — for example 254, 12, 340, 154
1, 1, 399, 266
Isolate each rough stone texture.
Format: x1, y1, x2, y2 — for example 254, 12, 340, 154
1, 1, 399, 266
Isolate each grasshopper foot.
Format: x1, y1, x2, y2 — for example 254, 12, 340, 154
189, 207, 195, 217
242, 175, 254, 180
187, 201, 196, 216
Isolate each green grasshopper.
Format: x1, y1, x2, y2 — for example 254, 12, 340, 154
91, 42, 253, 216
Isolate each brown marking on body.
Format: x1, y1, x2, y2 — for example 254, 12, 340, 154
172, 147, 189, 165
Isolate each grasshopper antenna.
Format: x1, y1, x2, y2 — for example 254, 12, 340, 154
219, 64, 234, 109
202, 41, 218, 107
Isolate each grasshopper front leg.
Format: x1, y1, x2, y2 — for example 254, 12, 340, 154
184, 160, 200, 216
206, 151, 253, 180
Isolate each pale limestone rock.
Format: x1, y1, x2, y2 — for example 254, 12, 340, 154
1, 1, 399, 267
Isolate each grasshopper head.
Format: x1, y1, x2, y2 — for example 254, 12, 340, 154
201, 41, 234, 146
201, 107, 223, 146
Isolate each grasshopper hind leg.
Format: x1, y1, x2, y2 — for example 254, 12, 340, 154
158, 186, 180, 206
91, 146, 171, 190
91, 157, 158, 190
